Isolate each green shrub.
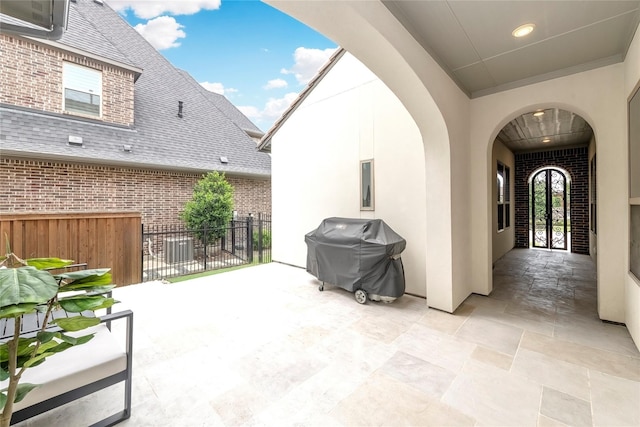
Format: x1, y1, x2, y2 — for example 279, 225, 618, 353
181, 171, 233, 242
253, 229, 271, 249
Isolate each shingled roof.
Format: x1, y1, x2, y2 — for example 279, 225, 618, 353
177, 69, 264, 139
0, 0, 270, 178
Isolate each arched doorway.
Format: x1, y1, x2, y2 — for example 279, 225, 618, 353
530, 167, 571, 251
491, 108, 593, 258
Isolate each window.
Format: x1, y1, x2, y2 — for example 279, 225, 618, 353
497, 162, 510, 231
360, 159, 374, 210
590, 155, 597, 234
63, 62, 102, 117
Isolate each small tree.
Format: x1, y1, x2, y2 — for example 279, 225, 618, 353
181, 171, 234, 243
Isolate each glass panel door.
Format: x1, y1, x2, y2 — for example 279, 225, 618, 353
531, 169, 568, 250
532, 171, 549, 248
550, 170, 567, 249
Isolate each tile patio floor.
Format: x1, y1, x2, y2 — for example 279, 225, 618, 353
17, 249, 640, 426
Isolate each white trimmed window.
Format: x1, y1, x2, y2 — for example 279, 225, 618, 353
360, 159, 374, 210
63, 62, 102, 117
497, 161, 510, 231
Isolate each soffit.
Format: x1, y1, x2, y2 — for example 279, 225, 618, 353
383, 1, 631, 151
384, 0, 640, 98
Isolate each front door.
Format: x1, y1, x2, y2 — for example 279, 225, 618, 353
531, 169, 568, 250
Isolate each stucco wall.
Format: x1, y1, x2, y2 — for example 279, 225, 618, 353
492, 140, 515, 262
266, 1, 637, 329
624, 23, 640, 348
271, 53, 427, 297
266, 0, 471, 313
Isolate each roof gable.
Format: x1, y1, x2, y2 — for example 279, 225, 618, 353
258, 48, 345, 152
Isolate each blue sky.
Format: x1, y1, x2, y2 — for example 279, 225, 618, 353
106, 0, 338, 131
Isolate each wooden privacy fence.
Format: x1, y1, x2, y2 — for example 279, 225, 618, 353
0, 212, 141, 286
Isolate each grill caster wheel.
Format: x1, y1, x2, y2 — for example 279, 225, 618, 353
355, 289, 367, 304
319, 283, 324, 291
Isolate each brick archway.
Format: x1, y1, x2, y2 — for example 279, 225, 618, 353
514, 147, 589, 254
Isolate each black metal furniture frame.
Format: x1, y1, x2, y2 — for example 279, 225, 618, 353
7, 309, 134, 427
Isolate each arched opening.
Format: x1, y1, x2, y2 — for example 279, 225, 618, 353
490, 107, 597, 319
491, 108, 594, 260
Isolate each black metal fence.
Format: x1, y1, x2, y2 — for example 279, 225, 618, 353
142, 213, 271, 281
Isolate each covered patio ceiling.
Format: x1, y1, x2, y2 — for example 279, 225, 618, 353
383, 0, 640, 98
383, 0, 637, 151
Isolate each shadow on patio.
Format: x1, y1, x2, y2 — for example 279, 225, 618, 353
17, 251, 640, 426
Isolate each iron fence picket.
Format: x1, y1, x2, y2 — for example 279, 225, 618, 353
141, 213, 271, 282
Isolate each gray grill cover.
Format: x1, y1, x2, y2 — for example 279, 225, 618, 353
305, 217, 406, 298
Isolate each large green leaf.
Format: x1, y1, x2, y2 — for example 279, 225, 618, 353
0, 337, 38, 363
13, 383, 39, 403
36, 331, 57, 345
58, 295, 115, 312
54, 268, 110, 281
25, 258, 74, 270
57, 332, 78, 346
0, 392, 6, 410
60, 284, 115, 295
0, 267, 58, 308
23, 351, 54, 368
53, 316, 100, 331
0, 303, 37, 319
0, 367, 7, 381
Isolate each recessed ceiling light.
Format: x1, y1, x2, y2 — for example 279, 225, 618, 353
533, 111, 545, 117
512, 23, 535, 38
542, 138, 551, 143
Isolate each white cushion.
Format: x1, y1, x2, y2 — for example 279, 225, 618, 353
0, 324, 127, 411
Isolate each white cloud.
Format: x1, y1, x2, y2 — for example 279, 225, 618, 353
107, 0, 221, 19
263, 78, 288, 90
238, 92, 299, 124
134, 16, 185, 50
262, 92, 299, 120
200, 82, 238, 96
237, 106, 260, 119
281, 47, 337, 85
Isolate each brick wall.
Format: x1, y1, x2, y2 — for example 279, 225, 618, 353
1, 158, 271, 226
514, 147, 589, 254
0, 34, 135, 126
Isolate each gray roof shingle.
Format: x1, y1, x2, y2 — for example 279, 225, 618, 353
177, 69, 264, 137
0, 0, 270, 177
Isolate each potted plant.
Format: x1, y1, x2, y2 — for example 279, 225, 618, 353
0, 245, 116, 427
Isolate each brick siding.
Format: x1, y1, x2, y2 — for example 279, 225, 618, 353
1, 158, 271, 226
0, 34, 135, 126
514, 147, 589, 254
